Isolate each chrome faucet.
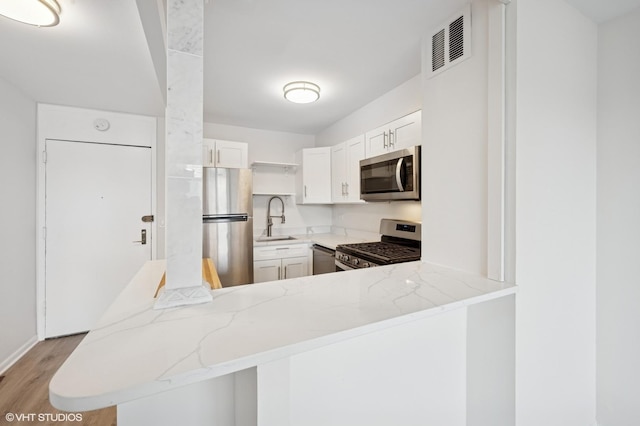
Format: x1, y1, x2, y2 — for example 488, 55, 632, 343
267, 196, 285, 237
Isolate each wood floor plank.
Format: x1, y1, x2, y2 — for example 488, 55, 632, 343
0, 334, 116, 425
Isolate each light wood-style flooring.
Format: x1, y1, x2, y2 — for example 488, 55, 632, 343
0, 334, 116, 425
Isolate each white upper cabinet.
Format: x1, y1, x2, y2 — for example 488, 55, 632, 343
365, 110, 422, 158
295, 147, 332, 204
203, 139, 248, 168
365, 125, 389, 159
331, 143, 347, 202
332, 135, 365, 203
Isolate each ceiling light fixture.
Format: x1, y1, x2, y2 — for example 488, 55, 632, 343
283, 81, 320, 104
0, 0, 61, 27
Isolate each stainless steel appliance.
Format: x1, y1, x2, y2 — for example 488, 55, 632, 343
203, 168, 253, 286
311, 244, 336, 275
335, 219, 421, 271
359, 145, 421, 201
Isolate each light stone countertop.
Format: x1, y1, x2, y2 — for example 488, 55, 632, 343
49, 259, 516, 412
253, 232, 369, 250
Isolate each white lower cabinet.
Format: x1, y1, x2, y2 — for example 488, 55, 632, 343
253, 258, 282, 283
253, 244, 311, 283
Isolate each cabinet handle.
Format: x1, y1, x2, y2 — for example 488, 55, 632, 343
284, 266, 287, 279
304, 185, 307, 198
341, 182, 345, 196
389, 130, 395, 147
217, 149, 221, 164
209, 149, 213, 164
278, 266, 281, 280
345, 182, 349, 195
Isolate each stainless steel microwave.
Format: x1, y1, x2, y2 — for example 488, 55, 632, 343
359, 146, 421, 201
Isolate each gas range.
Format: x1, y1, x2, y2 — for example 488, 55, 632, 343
335, 219, 421, 270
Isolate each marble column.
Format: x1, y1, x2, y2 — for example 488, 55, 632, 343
155, 0, 212, 309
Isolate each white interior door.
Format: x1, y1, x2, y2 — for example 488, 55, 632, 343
45, 139, 152, 338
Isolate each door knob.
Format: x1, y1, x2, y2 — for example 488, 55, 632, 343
133, 229, 147, 245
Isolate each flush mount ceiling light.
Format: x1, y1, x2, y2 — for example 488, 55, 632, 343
283, 81, 320, 104
0, 0, 61, 27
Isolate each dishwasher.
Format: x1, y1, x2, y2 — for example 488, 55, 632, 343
311, 244, 336, 275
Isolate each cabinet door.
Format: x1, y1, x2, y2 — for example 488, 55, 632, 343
296, 147, 332, 204
365, 124, 390, 158
282, 256, 309, 280
345, 135, 365, 202
203, 138, 217, 167
215, 140, 248, 169
331, 142, 347, 203
389, 111, 422, 151
253, 259, 282, 283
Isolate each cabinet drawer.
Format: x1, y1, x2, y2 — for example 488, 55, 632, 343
254, 244, 309, 261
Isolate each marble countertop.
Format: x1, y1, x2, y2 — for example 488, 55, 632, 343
50, 260, 516, 412
253, 232, 369, 249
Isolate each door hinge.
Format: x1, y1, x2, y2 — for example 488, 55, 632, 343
42, 150, 47, 163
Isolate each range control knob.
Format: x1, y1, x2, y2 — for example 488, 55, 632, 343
353, 258, 360, 266
362, 262, 371, 268
343, 255, 350, 262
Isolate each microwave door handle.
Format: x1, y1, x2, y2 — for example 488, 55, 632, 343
395, 158, 405, 191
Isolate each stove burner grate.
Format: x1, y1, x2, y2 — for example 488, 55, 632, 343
338, 241, 420, 263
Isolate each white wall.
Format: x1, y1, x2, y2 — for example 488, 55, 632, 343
515, 0, 597, 425
419, 2, 516, 424
205, 122, 315, 164
203, 123, 331, 237
314, 75, 422, 148
0, 76, 38, 372
597, 7, 640, 425
421, 0, 489, 275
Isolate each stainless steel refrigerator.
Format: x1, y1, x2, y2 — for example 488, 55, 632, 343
203, 168, 254, 286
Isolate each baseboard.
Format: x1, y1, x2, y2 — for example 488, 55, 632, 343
0, 335, 39, 375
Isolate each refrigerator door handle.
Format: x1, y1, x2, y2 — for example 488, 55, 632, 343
203, 214, 249, 223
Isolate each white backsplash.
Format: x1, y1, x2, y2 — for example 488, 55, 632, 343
253, 195, 333, 238
332, 201, 422, 235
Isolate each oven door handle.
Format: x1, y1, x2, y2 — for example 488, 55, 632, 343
395, 158, 405, 191
335, 259, 355, 271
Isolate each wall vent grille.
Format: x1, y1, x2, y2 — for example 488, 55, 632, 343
432, 29, 446, 72
449, 15, 465, 62
427, 5, 471, 78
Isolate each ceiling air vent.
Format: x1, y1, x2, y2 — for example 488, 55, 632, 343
427, 5, 471, 78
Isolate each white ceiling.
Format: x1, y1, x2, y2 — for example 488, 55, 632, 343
1, 0, 639, 135
202, 0, 468, 134
564, 0, 640, 23
0, 0, 165, 118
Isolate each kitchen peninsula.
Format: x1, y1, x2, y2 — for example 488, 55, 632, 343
50, 260, 516, 426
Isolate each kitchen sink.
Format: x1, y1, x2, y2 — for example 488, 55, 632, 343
255, 235, 297, 242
